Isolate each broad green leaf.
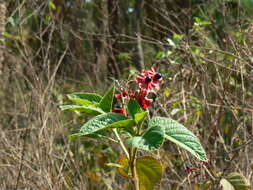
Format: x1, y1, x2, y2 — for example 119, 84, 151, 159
127, 99, 142, 118
69, 130, 108, 140
109, 119, 135, 128
136, 156, 163, 190
60, 105, 105, 115
78, 113, 128, 135
99, 84, 115, 112
149, 117, 207, 161
134, 112, 148, 125
225, 173, 250, 190
220, 179, 235, 190
67, 93, 101, 106
126, 125, 164, 151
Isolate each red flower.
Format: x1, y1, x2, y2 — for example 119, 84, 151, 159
135, 90, 153, 109
114, 90, 127, 100
114, 67, 162, 110
136, 66, 162, 93
112, 107, 126, 115
114, 93, 122, 99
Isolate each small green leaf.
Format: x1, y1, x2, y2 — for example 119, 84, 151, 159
127, 99, 142, 118
106, 163, 125, 168
126, 125, 164, 151
78, 113, 128, 135
171, 108, 184, 116
99, 84, 115, 112
134, 112, 148, 125
136, 156, 163, 190
173, 33, 184, 43
163, 88, 171, 97
155, 51, 165, 59
166, 38, 176, 47
149, 117, 207, 161
2, 32, 12, 38
224, 173, 250, 190
7, 17, 15, 27
49, 0, 56, 10
67, 93, 101, 106
60, 105, 105, 115
69, 133, 82, 139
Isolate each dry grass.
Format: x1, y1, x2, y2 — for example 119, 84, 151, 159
1, 1, 253, 190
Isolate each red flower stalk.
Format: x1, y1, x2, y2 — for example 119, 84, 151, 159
185, 166, 199, 174
112, 105, 126, 115
135, 90, 153, 109
114, 90, 128, 100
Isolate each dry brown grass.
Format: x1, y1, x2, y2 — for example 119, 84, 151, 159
1, 1, 253, 190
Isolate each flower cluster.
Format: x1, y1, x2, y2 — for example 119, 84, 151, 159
136, 66, 162, 93
112, 66, 162, 113
134, 66, 162, 108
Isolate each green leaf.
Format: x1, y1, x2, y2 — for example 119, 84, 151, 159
149, 117, 207, 161
67, 93, 101, 106
134, 112, 148, 125
166, 38, 176, 47
60, 105, 105, 115
126, 125, 164, 151
69, 133, 82, 139
49, 0, 56, 10
241, 0, 253, 18
127, 99, 142, 118
117, 156, 131, 178
223, 173, 250, 190
78, 113, 129, 136
99, 84, 115, 112
201, 180, 212, 190
109, 119, 135, 128
106, 163, 125, 169
220, 179, 235, 190
7, 17, 15, 27
136, 156, 163, 190
69, 130, 108, 140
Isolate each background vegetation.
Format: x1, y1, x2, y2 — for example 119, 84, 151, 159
0, 0, 252, 189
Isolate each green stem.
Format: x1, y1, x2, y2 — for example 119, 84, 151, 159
112, 128, 129, 159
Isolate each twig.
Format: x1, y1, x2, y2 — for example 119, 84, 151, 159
15, 94, 33, 189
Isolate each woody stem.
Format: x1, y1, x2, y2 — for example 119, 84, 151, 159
130, 147, 139, 190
